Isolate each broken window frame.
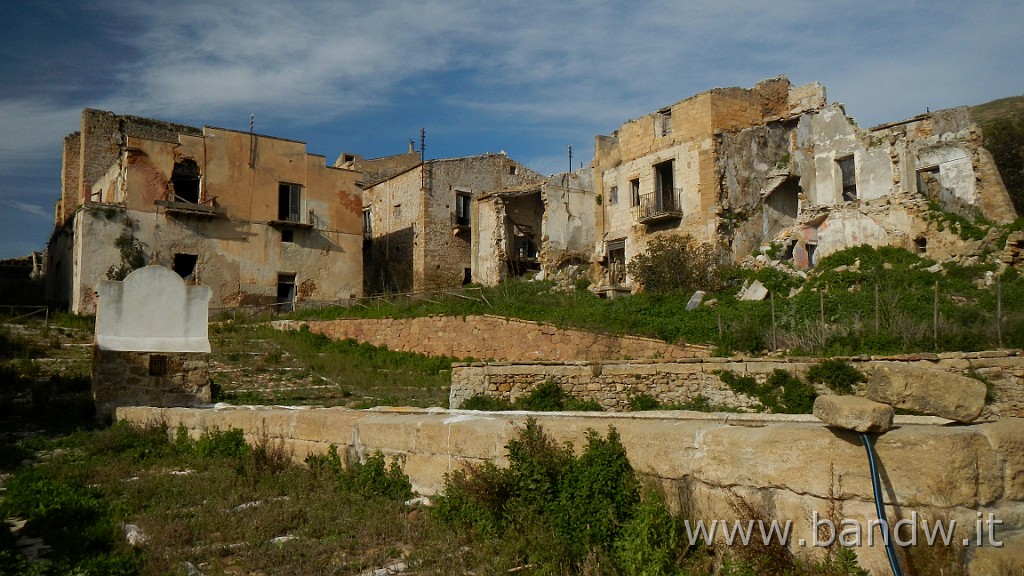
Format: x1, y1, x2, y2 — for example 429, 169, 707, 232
837, 156, 857, 202
277, 273, 297, 313
362, 208, 373, 238
608, 185, 618, 205
656, 108, 673, 137
629, 178, 641, 207
278, 183, 303, 222
171, 159, 201, 204
455, 191, 472, 227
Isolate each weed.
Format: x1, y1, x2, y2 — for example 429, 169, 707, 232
629, 392, 662, 411
807, 359, 867, 394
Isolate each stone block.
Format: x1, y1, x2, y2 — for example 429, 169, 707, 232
867, 363, 986, 422
813, 395, 894, 433
978, 418, 1024, 501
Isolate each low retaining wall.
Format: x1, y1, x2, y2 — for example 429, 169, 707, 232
450, 350, 1024, 418
115, 405, 1024, 574
281, 316, 712, 361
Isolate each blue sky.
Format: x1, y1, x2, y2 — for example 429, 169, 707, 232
1, 0, 1021, 259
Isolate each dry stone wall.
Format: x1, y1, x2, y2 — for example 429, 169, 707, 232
450, 350, 1024, 418
290, 316, 712, 361
115, 405, 1024, 575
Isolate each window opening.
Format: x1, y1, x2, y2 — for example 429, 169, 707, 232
278, 183, 302, 222
148, 354, 168, 377
172, 253, 198, 279
837, 156, 857, 201
654, 160, 676, 212
455, 192, 471, 227
362, 208, 372, 237
277, 273, 296, 313
171, 159, 201, 203
917, 166, 941, 200
606, 238, 626, 285
656, 108, 673, 137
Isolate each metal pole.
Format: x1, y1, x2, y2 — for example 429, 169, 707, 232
933, 281, 939, 350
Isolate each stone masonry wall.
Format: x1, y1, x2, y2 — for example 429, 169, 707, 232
450, 350, 1024, 418
114, 405, 1024, 574
92, 348, 211, 418
291, 316, 712, 361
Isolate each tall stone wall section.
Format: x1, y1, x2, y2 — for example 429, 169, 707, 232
114, 405, 1024, 574
450, 350, 1024, 418
294, 316, 712, 361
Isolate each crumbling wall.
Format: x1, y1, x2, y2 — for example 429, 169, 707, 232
540, 170, 596, 274
57, 120, 364, 314
419, 155, 543, 291
594, 77, 825, 286
363, 168, 424, 293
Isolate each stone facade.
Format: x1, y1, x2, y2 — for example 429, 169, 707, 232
590, 76, 1017, 289
449, 351, 1024, 418
361, 154, 544, 294
592, 77, 826, 290
47, 108, 364, 314
114, 404, 1024, 575
283, 316, 712, 362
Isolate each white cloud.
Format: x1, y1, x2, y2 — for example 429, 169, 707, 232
0, 198, 52, 221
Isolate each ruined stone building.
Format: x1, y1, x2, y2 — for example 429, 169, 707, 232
473, 169, 596, 286
47, 109, 364, 314
591, 76, 1017, 290
360, 153, 544, 294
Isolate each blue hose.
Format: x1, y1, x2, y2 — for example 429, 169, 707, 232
860, 432, 904, 576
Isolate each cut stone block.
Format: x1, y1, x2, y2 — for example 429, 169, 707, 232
813, 395, 894, 433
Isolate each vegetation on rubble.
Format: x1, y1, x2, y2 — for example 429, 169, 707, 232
293, 242, 1024, 356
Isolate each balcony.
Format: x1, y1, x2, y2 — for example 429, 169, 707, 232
155, 191, 226, 217
633, 190, 683, 224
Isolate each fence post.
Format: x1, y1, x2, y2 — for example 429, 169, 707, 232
874, 283, 879, 332
770, 292, 777, 352
933, 281, 939, 351
997, 274, 1003, 348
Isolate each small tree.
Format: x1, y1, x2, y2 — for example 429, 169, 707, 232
627, 234, 727, 293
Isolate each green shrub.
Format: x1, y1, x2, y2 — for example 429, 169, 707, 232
513, 380, 567, 411
306, 445, 412, 501
806, 359, 866, 394
434, 419, 646, 569
461, 393, 514, 411
717, 369, 817, 414
627, 235, 731, 294
629, 393, 662, 411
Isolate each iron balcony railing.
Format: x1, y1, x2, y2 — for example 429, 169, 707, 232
633, 189, 683, 223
